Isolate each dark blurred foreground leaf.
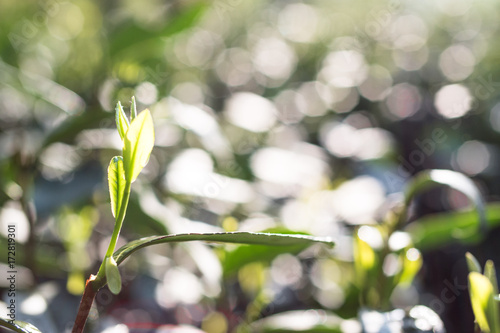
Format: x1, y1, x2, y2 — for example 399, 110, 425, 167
403, 169, 487, 242
248, 310, 344, 333
0, 318, 42, 333
406, 202, 500, 250
220, 228, 327, 276
113, 232, 334, 266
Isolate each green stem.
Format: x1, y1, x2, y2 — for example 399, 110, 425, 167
94, 180, 131, 286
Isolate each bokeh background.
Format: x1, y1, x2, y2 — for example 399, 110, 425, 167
1, 0, 500, 332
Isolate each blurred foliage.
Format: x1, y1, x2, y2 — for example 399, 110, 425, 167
2, 0, 500, 332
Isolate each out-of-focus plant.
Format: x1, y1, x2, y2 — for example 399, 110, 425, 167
56, 206, 98, 295
215, 170, 482, 332
466, 252, 500, 333
354, 169, 486, 311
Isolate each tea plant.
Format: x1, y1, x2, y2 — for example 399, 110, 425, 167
0, 101, 492, 333
0, 99, 334, 333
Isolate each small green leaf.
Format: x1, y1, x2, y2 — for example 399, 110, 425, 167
397, 248, 422, 286
466, 252, 482, 274
113, 232, 334, 267
108, 156, 126, 219
469, 272, 498, 333
353, 230, 377, 287
105, 256, 122, 294
115, 101, 129, 141
485, 260, 499, 295
123, 109, 155, 182
130, 96, 137, 121
0, 317, 42, 333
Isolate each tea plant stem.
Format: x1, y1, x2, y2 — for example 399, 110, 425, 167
94, 180, 131, 283
72, 180, 131, 333
72, 275, 97, 333
106, 181, 132, 257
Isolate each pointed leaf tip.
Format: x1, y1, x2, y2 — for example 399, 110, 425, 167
105, 256, 122, 294
484, 260, 499, 295
466, 252, 482, 274
115, 101, 129, 140
123, 109, 155, 182
131, 96, 137, 120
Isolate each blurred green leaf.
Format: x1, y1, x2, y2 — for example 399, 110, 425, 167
397, 248, 422, 286
105, 256, 122, 294
108, 156, 126, 219
222, 228, 330, 276
109, 2, 207, 59
248, 310, 344, 333
353, 231, 377, 287
468, 272, 499, 333
41, 108, 109, 149
115, 101, 129, 141
406, 203, 500, 250
123, 109, 155, 183
0, 317, 42, 333
224, 243, 303, 277
466, 252, 482, 274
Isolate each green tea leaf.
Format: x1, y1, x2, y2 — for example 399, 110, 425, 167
466, 252, 482, 274
115, 101, 129, 141
469, 272, 498, 333
108, 156, 126, 219
0, 317, 42, 333
113, 232, 334, 267
123, 109, 155, 182
105, 256, 122, 294
485, 260, 499, 295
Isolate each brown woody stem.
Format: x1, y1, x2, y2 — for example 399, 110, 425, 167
71, 275, 98, 333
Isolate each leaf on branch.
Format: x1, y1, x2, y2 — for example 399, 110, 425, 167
113, 232, 334, 266
105, 256, 122, 295
123, 109, 155, 183
0, 317, 42, 333
115, 101, 129, 141
108, 156, 126, 219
